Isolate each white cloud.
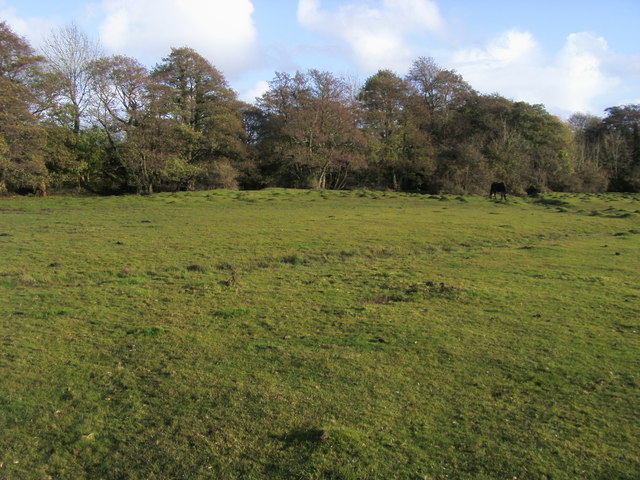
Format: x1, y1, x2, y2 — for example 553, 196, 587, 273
557, 33, 614, 112
0, 4, 58, 48
297, 0, 445, 72
97, 0, 260, 78
450, 30, 619, 115
452, 30, 539, 67
239, 79, 270, 103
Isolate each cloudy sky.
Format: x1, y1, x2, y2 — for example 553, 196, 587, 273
2, 0, 639, 117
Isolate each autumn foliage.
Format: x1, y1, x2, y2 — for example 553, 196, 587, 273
1, 21, 639, 195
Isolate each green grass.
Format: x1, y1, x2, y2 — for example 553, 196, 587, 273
1, 189, 638, 479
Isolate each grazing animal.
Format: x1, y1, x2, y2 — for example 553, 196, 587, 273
489, 182, 507, 200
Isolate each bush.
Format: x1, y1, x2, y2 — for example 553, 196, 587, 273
526, 184, 543, 196
210, 160, 240, 190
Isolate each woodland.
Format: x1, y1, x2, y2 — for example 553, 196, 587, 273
2, 21, 639, 196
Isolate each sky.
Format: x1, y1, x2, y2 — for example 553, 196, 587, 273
2, 0, 639, 118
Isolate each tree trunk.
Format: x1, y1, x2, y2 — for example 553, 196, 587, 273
317, 171, 326, 189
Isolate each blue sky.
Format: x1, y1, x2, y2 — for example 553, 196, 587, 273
2, 0, 639, 117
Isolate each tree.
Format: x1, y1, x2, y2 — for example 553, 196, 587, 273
451, 94, 578, 193
0, 22, 47, 193
403, 57, 479, 192
82, 55, 149, 191
601, 105, 640, 190
148, 47, 246, 188
568, 113, 603, 168
567, 113, 608, 191
358, 69, 433, 191
113, 78, 190, 194
43, 125, 118, 193
470, 95, 528, 189
406, 56, 474, 136
41, 23, 101, 134
89, 55, 149, 135
507, 103, 573, 190
257, 70, 367, 189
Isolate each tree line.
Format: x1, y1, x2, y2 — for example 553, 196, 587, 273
1, 21, 639, 196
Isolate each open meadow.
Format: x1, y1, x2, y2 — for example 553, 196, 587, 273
1, 189, 639, 479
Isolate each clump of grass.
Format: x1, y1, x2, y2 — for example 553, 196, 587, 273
281, 253, 306, 265
363, 295, 396, 304
534, 197, 570, 206
363, 280, 459, 305
212, 307, 252, 319
108, 270, 148, 284
18, 273, 37, 285
36, 309, 68, 318
364, 246, 394, 258
216, 261, 235, 271
108, 276, 147, 285
234, 193, 258, 203
186, 264, 209, 273
279, 427, 330, 445
126, 325, 168, 337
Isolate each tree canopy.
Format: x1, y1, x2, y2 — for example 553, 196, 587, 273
0, 21, 638, 195
0, 22, 47, 193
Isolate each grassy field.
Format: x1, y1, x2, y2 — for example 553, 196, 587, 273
0, 189, 638, 479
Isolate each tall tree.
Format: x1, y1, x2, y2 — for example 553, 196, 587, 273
403, 57, 478, 192
120, 96, 184, 194
567, 113, 608, 191
149, 47, 246, 188
568, 113, 603, 168
41, 23, 101, 134
358, 69, 433, 190
603, 105, 640, 189
90, 55, 149, 136
406, 56, 474, 135
69, 55, 152, 192
508, 102, 573, 190
0, 22, 47, 193
257, 70, 367, 189
465, 94, 527, 189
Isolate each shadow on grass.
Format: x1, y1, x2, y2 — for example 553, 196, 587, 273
533, 198, 570, 206
276, 428, 329, 448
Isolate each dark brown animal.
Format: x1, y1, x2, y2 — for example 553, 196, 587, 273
489, 182, 506, 200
